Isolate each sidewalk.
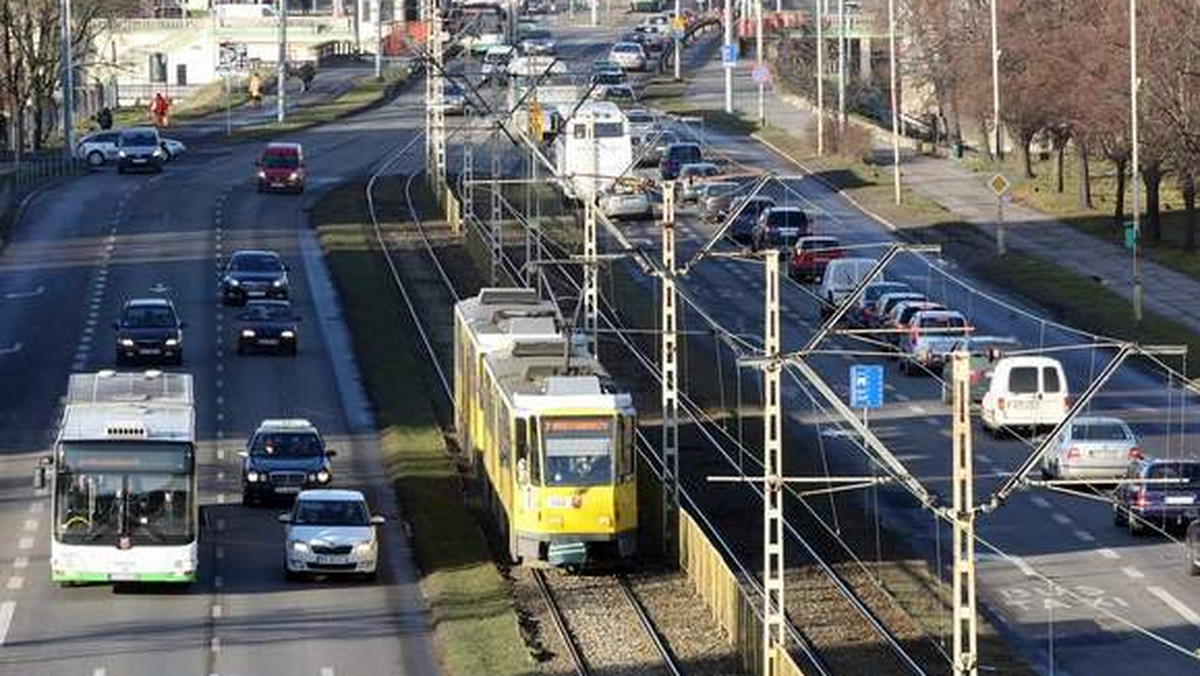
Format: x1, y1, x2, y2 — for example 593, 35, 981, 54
685, 50, 1200, 336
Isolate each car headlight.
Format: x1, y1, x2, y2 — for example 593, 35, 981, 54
120, 338, 134, 347
241, 329, 256, 338
165, 338, 179, 347
257, 170, 266, 179
246, 470, 260, 482
273, 279, 286, 288
353, 540, 375, 556
118, 150, 126, 158
226, 277, 239, 286
153, 149, 164, 158
290, 540, 309, 553
315, 469, 331, 483
288, 171, 299, 181
281, 330, 296, 339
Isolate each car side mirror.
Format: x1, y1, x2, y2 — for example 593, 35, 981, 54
277, 513, 292, 523
33, 465, 46, 490
325, 450, 337, 458
370, 515, 386, 526
178, 321, 188, 329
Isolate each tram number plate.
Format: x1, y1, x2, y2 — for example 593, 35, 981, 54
546, 495, 572, 509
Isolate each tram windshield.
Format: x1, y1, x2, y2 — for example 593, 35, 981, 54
542, 417, 614, 486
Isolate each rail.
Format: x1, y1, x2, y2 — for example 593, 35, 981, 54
617, 575, 687, 676
532, 570, 590, 676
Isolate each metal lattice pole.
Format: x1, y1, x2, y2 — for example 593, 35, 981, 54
490, 133, 503, 285
951, 350, 979, 676
582, 118, 599, 354
762, 250, 784, 676
429, 0, 447, 193
661, 181, 679, 560
462, 109, 474, 229
423, 0, 433, 167
277, 0, 287, 123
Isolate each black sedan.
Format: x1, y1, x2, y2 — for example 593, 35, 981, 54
236, 300, 300, 356
114, 298, 185, 366
221, 250, 290, 306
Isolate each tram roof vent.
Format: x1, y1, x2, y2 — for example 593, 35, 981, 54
511, 340, 567, 358
479, 288, 538, 306
505, 317, 557, 335
543, 376, 602, 396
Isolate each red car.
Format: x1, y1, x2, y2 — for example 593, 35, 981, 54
255, 142, 306, 194
788, 236, 843, 282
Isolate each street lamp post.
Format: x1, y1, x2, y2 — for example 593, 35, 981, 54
373, 0, 383, 79
989, 0, 1005, 255
60, 0, 75, 161
816, 0, 824, 155
1130, 0, 1143, 322
278, 0, 288, 123
756, 0, 764, 125
887, 0, 900, 205
837, 0, 845, 129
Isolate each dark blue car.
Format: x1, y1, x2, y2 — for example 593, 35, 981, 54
240, 419, 336, 506
1113, 458, 1200, 534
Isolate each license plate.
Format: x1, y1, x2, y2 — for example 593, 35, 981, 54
258, 338, 280, 346
1008, 399, 1038, 410
139, 348, 160, 355
110, 572, 138, 581
315, 555, 346, 565
247, 291, 266, 297
1166, 496, 1195, 505
271, 182, 284, 188
274, 486, 301, 494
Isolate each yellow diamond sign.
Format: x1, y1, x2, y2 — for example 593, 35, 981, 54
989, 173, 1010, 196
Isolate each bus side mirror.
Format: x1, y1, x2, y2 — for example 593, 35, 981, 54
325, 450, 337, 457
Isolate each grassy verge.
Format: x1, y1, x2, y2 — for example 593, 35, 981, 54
111, 77, 260, 129
313, 182, 532, 676
232, 70, 411, 141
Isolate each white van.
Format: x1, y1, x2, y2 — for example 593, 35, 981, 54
980, 356, 1069, 434
818, 257, 877, 316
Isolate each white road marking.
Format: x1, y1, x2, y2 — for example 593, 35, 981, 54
211, 605, 223, 619
13, 557, 28, 570
3, 285, 43, 300
1073, 529, 1096, 543
1052, 513, 1073, 526
6, 576, 23, 590
894, 392, 910, 402
939, 429, 952, 438
1011, 556, 1036, 577
17, 537, 33, 550
925, 419, 941, 427
210, 637, 221, 652
217, 492, 226, 504
1031, 496, 1052, 509
0, 343, 22, 356
29, 502, 43, 514
1122, 566, 1145, 579
1148, 586, 1200, 626
217, 448, 225, 460
0, 601, 15, 646
321, 669, 335, 676
214, 575, 224, 589
908, 404, 928, 415
93, 669, 107, 676
217, 471, 225, 482
216, 546, 225, 560
1097, 548, 1120, 560
217, 518, 226, 532
23, 519, 36, 531
976, 454, 994, 465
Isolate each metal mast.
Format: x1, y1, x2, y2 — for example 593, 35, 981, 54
950, 350, 979, 676
762, 250, 785, 676
661, 181, 679, 559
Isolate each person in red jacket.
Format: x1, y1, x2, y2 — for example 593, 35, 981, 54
150, 92, 169, 127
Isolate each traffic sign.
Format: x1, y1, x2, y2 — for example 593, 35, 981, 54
1124, 220, 1137, 250
752, 64, 769, 84
722, 43, 738, 68
672, 16, 687, 32
989, 173, 1010, 197
849, 364, 884, 409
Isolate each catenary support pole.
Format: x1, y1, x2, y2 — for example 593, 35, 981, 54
661, 181, 679, 560
756, 0, 764, 125
888, 0, 900, 205
277, 0, 287, 123
1130, 0, 1143, 322
762, 249, 785, 676
723, 0, 733, 114
60, 0, 75, 160
837, 0, 845, 128
951, 350, 979, 676
990, 0, 1005, 254
816, 0, 824, 155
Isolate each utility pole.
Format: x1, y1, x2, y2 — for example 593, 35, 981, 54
755, 0, 764, 125
373, 0, 383, 79
761, 249, 785, 676
950, 350, 979, 676
673, 0, 682, 81
590, 0, 597, 26
723, 0, 733, 114
277, 0, 288, 124
989, 0, 1005, 255
837, 0, 845, 129
1130, 0, 1143, 322
490, 133, 503, 285
887, 0, 900, 205
461, 108, 474, 234
816, 0, 824, 155
582, 196, 599, 355
426, 0, 446, 194
661, 181, 679, 560
60, 0, 74, 160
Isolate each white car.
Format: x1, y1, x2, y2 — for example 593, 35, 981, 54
599, 183, 653, 220
1042, 416, 1141, 480
981, 356, 1070, 434
160, 138, 187, 161
280, 489, 385, 580
609, 42, 648, 71
481, 45, 517, 80
676, 161, 721, 201
76, 130, 121, 166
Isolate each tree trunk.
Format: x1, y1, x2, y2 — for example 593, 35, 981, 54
1020, 132, 1035, 179
1144, 165, 1162, 242
1055, 143, 1066, 193
1183, 172, 1196, 253
1076, 140, 1092, 209
1112, 157, 1127, 230
32, 102, 43, 151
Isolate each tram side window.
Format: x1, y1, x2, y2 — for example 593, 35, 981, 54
528, 419, 542, 483
515, 418, 529, 482
499, 399, 511, 468
619, 415, 634, 479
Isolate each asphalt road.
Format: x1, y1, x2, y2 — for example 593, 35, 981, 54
612, 113, 1200, 675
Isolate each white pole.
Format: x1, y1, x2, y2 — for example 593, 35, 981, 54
277, 0, 288, 123
60, 0, 75, 160
374, 0, 383, 79
661, 181, 679, 560
723, 0, 733, 114
1130, 0, 1142, 322
591, 0, 597, 26
673, 0, 682, 81
816, 0, 824, 155
950, 350, 979, 676
888, 0, 900, 205
989, 0, 1004, 255
761, 250, 785, 676
755, 0, 763, 124
837, 0, 845, 129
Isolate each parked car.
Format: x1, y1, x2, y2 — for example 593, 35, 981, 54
817, 257, 877, 316
872, 291, 927, 330
255, 142, 306, 193
1114, 459, 1200, 535
113, 297, 185, 366
660, 142, 702, 180
1042, 416, 1141, 480
676, 162, 722, 201
696, 180, 742, 221
242, 419, 336, 505
608, 42, 648, 71
752, 206, 809, 251
789, 235, 843, 282
938, 335, 1022, 403
116, 126, 166, 174
76, 131, 121, 166
726, 195, 776, 244
980, 356, 1069, 435
897, 309, 971, 374
221, 249, 290, 306
599, 182, 653, 220
160, 137, 187, 160
855, 281, 910, 327
236, 300, 301, 356
518, 27, 557, 55
482, 45, 517, 81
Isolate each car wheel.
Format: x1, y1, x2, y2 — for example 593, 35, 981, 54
1190, 560, 1200, 577
86, 150, 104, 167
241, 492, 253, 507
117, 166, 125, 175
284, 565, 302, 582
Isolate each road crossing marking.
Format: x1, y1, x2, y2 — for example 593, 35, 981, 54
908, 404, 927, 415
92, 669, 106, 676
12, 557, 27, 570
17, 537, 32, 550
28, 502, 42, 514
1031, 496, 1052, 509
321, 668, 335, 676
22, 519, 35, 531
1073, 530, 1095, 543
1097, 548, 1120, 560
215, 575, 224, 590
1148, 586, 1200, 626
1122, 566, 1145, 579
5, 576, 23, 590
211, 605, 223, 619
216, 546, 225, 560
0, 601, 14, 647
1052, 513, 1073, 526
210, 637, 221, 653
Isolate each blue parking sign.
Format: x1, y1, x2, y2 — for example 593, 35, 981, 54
850, 364, 884, 409
722, 43, 738, 67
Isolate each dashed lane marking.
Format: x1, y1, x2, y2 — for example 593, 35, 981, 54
1073, 530, 1095, 543
13, 557, 27, 569
908, 404, 928, 415
5, 576, 23, 590
939, 429, 952, 438
217, 448, 225, 460
216, 546, 225, 560
23, 519, 36, 531
93, 669, 106, 676
321, 668, 335, 676
1122, 567, 1145, 579
976, 454, 994, 465
28, 502, 42, 514
1031, 496, 1052, 509
1148, 586, 1200, 626
17, 537, 32, 550
1097, 548, 1120, 560
214, 575, 224, 590
0, 601, 14, 647
894, 392, 910, 402
211, 605, 223, 619
1052, 513, 1073, 526
210, 637, 221, 653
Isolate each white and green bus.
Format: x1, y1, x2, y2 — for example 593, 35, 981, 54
41, 371, 198, 585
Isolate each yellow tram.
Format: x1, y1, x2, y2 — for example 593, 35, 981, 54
453, 288, 637, 566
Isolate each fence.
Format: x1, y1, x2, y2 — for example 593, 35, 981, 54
0, 154, 84, 243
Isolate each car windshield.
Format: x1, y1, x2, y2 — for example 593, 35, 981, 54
613, 44, 640, 53
626, 111, 653, 124
122, 306, 176, 328
881, 294, 924, 313
522, 29, 551, 39
669, 146, 702, 163
1147, 463, 1200, 485
262, 154, 298, 169
244, 303, 293, 321
122, 132, 157, 146
594, 73, 623, 85
542, 417, 613, 486
251, 432, 323, 458
767, 210, 807, 229
1073, 423, 1130, 441
231, 253, 283, 272
293, 499, 369, 526
920, 315, 967, 330
863, 283, 908, 303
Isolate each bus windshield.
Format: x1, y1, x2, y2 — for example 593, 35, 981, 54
55, 441, 194, 546
542, 417, 613, 486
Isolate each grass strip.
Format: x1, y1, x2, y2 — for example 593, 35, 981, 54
313, 182, 532, 676
232, 70, 411, 141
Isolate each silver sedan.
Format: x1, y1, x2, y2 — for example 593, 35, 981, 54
1042, 416, 1141, 480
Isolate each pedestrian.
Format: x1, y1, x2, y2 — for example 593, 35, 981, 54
96, 106, 113, 130
298, 62, 315, 94
248, 73, 263, 108
150, 92, 168, 127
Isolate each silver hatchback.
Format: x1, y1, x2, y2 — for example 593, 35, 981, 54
1042, 416, 1141, 480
